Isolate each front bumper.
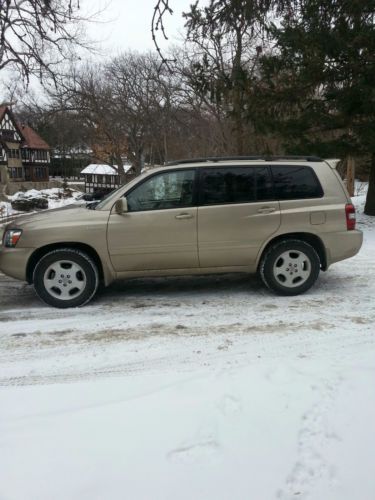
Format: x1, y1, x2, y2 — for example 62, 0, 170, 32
0, 246, 35, 281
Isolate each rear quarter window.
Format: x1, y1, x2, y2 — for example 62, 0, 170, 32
271, 165, 323, 200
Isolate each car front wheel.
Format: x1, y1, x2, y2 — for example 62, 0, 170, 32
260, 239, 321, 296
33, 248, 99, 308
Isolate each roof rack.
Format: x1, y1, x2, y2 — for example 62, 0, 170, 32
166, 155, 322, 166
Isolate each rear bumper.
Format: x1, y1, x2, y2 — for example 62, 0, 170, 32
0, 246, 34, 281
323, 230, 363, 267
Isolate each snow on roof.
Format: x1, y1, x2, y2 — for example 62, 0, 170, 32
81, 164, 118, 175
80, 164, 132, 175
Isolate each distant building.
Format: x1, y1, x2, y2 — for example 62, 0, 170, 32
80, 163, 134, 194
0, 105, 50, 185
81, 164, 118, 194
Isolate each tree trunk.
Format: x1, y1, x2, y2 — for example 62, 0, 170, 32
163, 131, 168, 164
364, 153, 375, 216
346, 155, 355, 197
115, 153, 126, 185
132, 148, 144, 177
233, 104, 244, 156
232, 26, 244, 156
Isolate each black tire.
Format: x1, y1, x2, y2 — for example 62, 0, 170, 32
260, 239, 320, 296
33, 248, 99, 308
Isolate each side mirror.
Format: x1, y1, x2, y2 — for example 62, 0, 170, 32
114, 197, 128, 214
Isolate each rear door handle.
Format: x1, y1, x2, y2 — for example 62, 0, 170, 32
257, 206, 276, 214
175, 213, 193, 220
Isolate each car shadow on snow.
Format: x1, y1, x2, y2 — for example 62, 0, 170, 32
0, 268, 359, 313
0, 273, 265, 314
97, 273, 265, 303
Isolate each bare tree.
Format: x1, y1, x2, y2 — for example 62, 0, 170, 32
48, 52, 179, 179
54, 63, 129, 179
151, 0, 175, 70
110, 52, 201, 168
0, 0, 94, 83
159, 4, 268, 157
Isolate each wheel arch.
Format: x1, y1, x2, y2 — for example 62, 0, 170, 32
26, 242, 108, 285
257, 232, 327, 271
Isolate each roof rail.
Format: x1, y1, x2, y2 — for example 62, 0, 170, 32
166, 155, 322, 166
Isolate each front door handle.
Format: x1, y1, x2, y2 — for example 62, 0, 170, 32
257, 206, 276, 214
175, 213, 193, 220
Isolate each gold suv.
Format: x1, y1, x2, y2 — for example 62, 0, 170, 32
0, 156, 363, 308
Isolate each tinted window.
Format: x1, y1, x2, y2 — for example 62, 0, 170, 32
127, 169, 195, 211
271, 165, 323, 200
201, 167, 273, 205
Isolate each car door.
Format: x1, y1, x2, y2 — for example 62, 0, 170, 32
197, 165, 281, 267
107, 169, 199, 272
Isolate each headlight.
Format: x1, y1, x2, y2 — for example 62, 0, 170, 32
3, 229, 23, 248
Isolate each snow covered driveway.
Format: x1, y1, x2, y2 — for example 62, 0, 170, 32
1, 198, 375, 500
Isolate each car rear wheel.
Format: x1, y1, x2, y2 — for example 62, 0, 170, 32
33, 248, 99, 308
260, 239, 320, 295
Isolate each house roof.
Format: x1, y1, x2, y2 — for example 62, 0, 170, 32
0, 104, 50, 149
81, 164, 119, 175
0, 106, 7, 121
81, 163, 132, 175
19, 123, 50, 150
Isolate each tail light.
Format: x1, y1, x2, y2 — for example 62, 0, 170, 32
345, 203, 356, 230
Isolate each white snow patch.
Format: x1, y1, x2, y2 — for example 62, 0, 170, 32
1, 187, 83, 219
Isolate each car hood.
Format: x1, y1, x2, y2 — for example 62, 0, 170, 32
8, 205, 109, 230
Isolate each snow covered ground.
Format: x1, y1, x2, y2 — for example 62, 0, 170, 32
0, 187, 83, 220
0, 194, 375, 500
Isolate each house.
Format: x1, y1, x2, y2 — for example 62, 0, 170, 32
0, 105, 50, 185
81, 164, 120, 194
80, 163, 134, 194
19, 123, 50, 181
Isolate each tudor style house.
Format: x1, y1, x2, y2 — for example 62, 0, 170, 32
81, 163, 132, 194
81, 164, 120, 194
0, 105, 50, 185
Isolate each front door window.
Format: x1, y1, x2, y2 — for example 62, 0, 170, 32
127, 170, 195, 212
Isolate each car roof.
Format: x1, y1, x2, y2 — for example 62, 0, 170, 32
166, 155, 322, 166
147, 156, 324, 174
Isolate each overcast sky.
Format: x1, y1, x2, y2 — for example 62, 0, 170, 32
0, 1, 203, 96
84, 0, 198, 55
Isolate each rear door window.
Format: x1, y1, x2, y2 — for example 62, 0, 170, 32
271, 165, 323, 200
201, 166, 273, 205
